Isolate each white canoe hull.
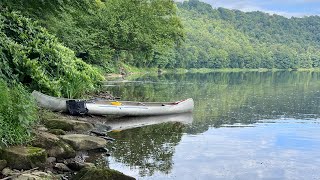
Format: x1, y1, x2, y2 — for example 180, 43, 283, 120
105, 113, 193, 131
32, 91, 194, 116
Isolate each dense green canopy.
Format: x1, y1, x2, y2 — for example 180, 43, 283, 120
0, 10, 103, 98
1, 0, 184, 70
175, 0, 320, 69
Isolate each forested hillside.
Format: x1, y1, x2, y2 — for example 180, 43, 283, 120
176, 0, 320, 69
2, 0, 320, 73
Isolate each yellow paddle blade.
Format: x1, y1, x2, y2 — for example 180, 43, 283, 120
111, 101, 122, 106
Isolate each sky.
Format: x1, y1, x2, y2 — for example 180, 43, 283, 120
178, 0, 320, 17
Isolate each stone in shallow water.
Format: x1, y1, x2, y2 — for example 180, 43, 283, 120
71, 167, 135, 180
0, 146, 47, 170
60, 134, 107, 151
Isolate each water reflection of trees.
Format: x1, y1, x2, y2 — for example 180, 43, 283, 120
108, 122, 185, 177
107, 71, 320, 134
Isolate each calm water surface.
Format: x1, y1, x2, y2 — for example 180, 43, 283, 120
101, 71, 320, 180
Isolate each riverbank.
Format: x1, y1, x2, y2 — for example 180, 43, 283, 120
123, 65, 320, 74
2, 68, 320, 179
106, 66, 320, 81
0, 109, 135, 180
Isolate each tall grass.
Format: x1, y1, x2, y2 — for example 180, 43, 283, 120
0, 80, 37, 147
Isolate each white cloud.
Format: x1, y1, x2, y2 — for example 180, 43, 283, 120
176, 0, 318, 18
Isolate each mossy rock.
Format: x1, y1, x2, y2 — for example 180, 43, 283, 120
0, 146, 47, 170
32, 131, 75, 159
43, 119, 93, 132
60, 134, 107, 151
48, 129, 67, 135
42, 119, 73, 131
71, 167, 135, 180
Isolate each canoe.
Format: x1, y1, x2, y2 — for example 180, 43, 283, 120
105, 113, 193, 131
31, 91, 194, 116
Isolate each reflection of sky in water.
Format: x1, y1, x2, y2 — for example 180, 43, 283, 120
105, 72, 320, 179
109, 119, 320, 179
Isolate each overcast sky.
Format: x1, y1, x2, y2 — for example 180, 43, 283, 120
177, 0, 320, 17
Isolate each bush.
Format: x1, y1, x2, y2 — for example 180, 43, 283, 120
0, 80, 37, 147
0, 10, 104, 98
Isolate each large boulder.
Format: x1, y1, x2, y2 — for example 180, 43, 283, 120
0, 146, 47, 170
42, 119, 93, 132
60, 134, 107, 151
32, 131, 76, 159
71, 167, 135, 180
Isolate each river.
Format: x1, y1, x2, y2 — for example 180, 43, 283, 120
100, 71, 320, 180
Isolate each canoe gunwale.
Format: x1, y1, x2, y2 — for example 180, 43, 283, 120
31, 91, 194, 116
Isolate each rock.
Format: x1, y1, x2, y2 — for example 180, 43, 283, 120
71, 167, 135, 180
0, 160, 7, 171
32, 131, 75, 159
14, 171, 58, 180
93, 123, 111, 133
48, 129, 66, 135
43, 119, 94, 132
54, 163, 71, 172
0, 146, 47, 170
64, 159, 95, 171
60, 134, 107, 151
2, 167, 14, 176
46, 157, 56, 164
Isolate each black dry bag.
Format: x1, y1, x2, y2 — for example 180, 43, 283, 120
66, 100, 88, 116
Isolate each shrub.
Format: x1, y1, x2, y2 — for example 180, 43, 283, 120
0, 10, 104, 98
0, 80, 37, 147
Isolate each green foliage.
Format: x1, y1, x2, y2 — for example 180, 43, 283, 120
0, 80, 37, 147
2, 0, 184, 69
3, 0, 320, 71
175, 0, 320, 69
0, 10, 104, 98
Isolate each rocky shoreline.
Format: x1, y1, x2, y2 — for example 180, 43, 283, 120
0, 112, 135, 180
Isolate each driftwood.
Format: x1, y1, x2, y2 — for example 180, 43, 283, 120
0, 167, 39, 180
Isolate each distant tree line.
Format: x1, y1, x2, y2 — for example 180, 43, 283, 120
175, 0, 320, 69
